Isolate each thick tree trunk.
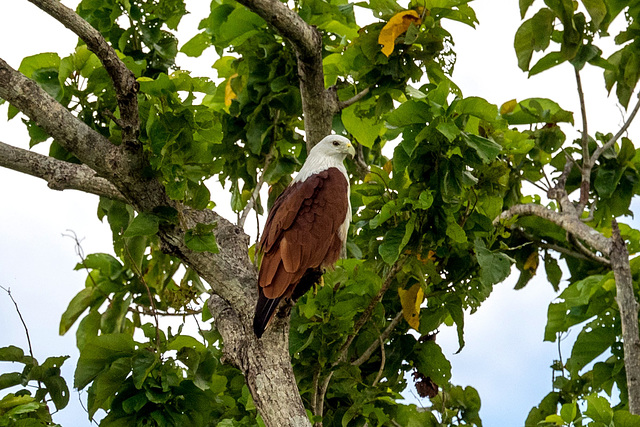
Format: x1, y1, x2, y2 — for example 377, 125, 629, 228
611, 220, 640, 414
209, 296, 311, 427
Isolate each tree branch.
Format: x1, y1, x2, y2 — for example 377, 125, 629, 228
334, 261, 403, 366
0, 140, 125, 201
590, 92, 640, 169
0, 57, 170, 212
337, 87, 371, 111
235, 0, 331, 147
352, 310, 404, 367
27, 0, 140, 146
495, 204, 611, 257
611, 219, 640, 414
575, 69, 590, 213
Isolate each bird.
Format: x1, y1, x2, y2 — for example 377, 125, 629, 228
253, 134, 355, 338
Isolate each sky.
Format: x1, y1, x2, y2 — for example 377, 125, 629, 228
0, 1, 638, 426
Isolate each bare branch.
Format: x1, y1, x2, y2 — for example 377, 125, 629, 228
567, 233, 611, 266
334, 261, 403, 366
0, 286, 37, 365
0, 140, 125, 201
352, 310, 404, 367
575, 69, 590, 213
495, 204, 611, 257
590, 92, 640, 168
239, 153, 273, 229
371, 336, 385, 387
27, 0, 140, 145
337, 87, 371, 110
611, 219, 640, 414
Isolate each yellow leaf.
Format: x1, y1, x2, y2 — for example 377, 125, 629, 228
383, 160, 393, 174
224, 73, 238, 107
399, 283, 424, 331
500, 99, 518, 115
523, 251, 539, 275
378, 10, 422, 57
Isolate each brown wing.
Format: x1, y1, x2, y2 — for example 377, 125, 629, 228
258, 167, 349, 299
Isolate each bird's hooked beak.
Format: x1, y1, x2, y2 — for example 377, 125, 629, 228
346, 142, 356, 158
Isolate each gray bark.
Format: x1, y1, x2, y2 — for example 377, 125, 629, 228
0, 0, 344, 424
611, 220, 640, 414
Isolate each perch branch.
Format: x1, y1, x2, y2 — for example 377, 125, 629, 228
0, 141, 126, 201
27, 0, 140, 146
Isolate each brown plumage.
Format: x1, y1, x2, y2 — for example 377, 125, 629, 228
253, 135, 354, 338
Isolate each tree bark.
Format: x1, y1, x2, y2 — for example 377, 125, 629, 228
611, 220, 640, 414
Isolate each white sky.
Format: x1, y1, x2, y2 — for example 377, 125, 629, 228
0, 1, 638, 426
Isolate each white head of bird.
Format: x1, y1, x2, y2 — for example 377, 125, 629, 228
294, 135, 355, 183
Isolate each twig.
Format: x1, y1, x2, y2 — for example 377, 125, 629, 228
0, 285, 36, 364
334, 261, 403, 366
311, 368, 321, 423
567, 233, 610, 265
371, 336, 385, 387
239, 153, 273, 229
353, 142, 370, 179
62, 230, 113, 303
124, 240, 161, 350
337, 87, 371, 110
314, 371, 334, 427
590, 92, 640, 169
352, 310, 404, 367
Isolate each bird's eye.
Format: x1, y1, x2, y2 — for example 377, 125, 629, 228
332, 141, 340, 146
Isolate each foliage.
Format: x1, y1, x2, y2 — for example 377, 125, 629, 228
0, 345, 69, 426
2, 0, 640, 425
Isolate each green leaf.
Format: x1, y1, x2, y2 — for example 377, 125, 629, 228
446, 221, 467, 243
132, 350, 158, 389
613, 410, 640, 427
385, 100, 430, 127
514, 8, 555, 71
463, 134, 501, 163
474, 239, 512, 285
378, 215, 416, 264
502, 98, 574, 125
123, 212, 160, 237
60, 288, 100, 335
185, 229, 219, 253
560, 401, 577, 423
455, 96, 498, 121
544, 252, 562, 291
341, 104, 381, 148
413, 340, 452, 387
582, 0, 606, 29
75, 333, 135, 390
529, 51, 567, 76
0, 345, 26, 362
585, 394, 613, 424
180, 32, 211, 57
566, 316, 616, 375
0, 372, 23, 391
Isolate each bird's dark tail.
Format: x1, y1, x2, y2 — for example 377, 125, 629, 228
253, 287, 283, 338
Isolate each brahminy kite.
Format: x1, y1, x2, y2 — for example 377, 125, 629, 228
253, 135, 355, 338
